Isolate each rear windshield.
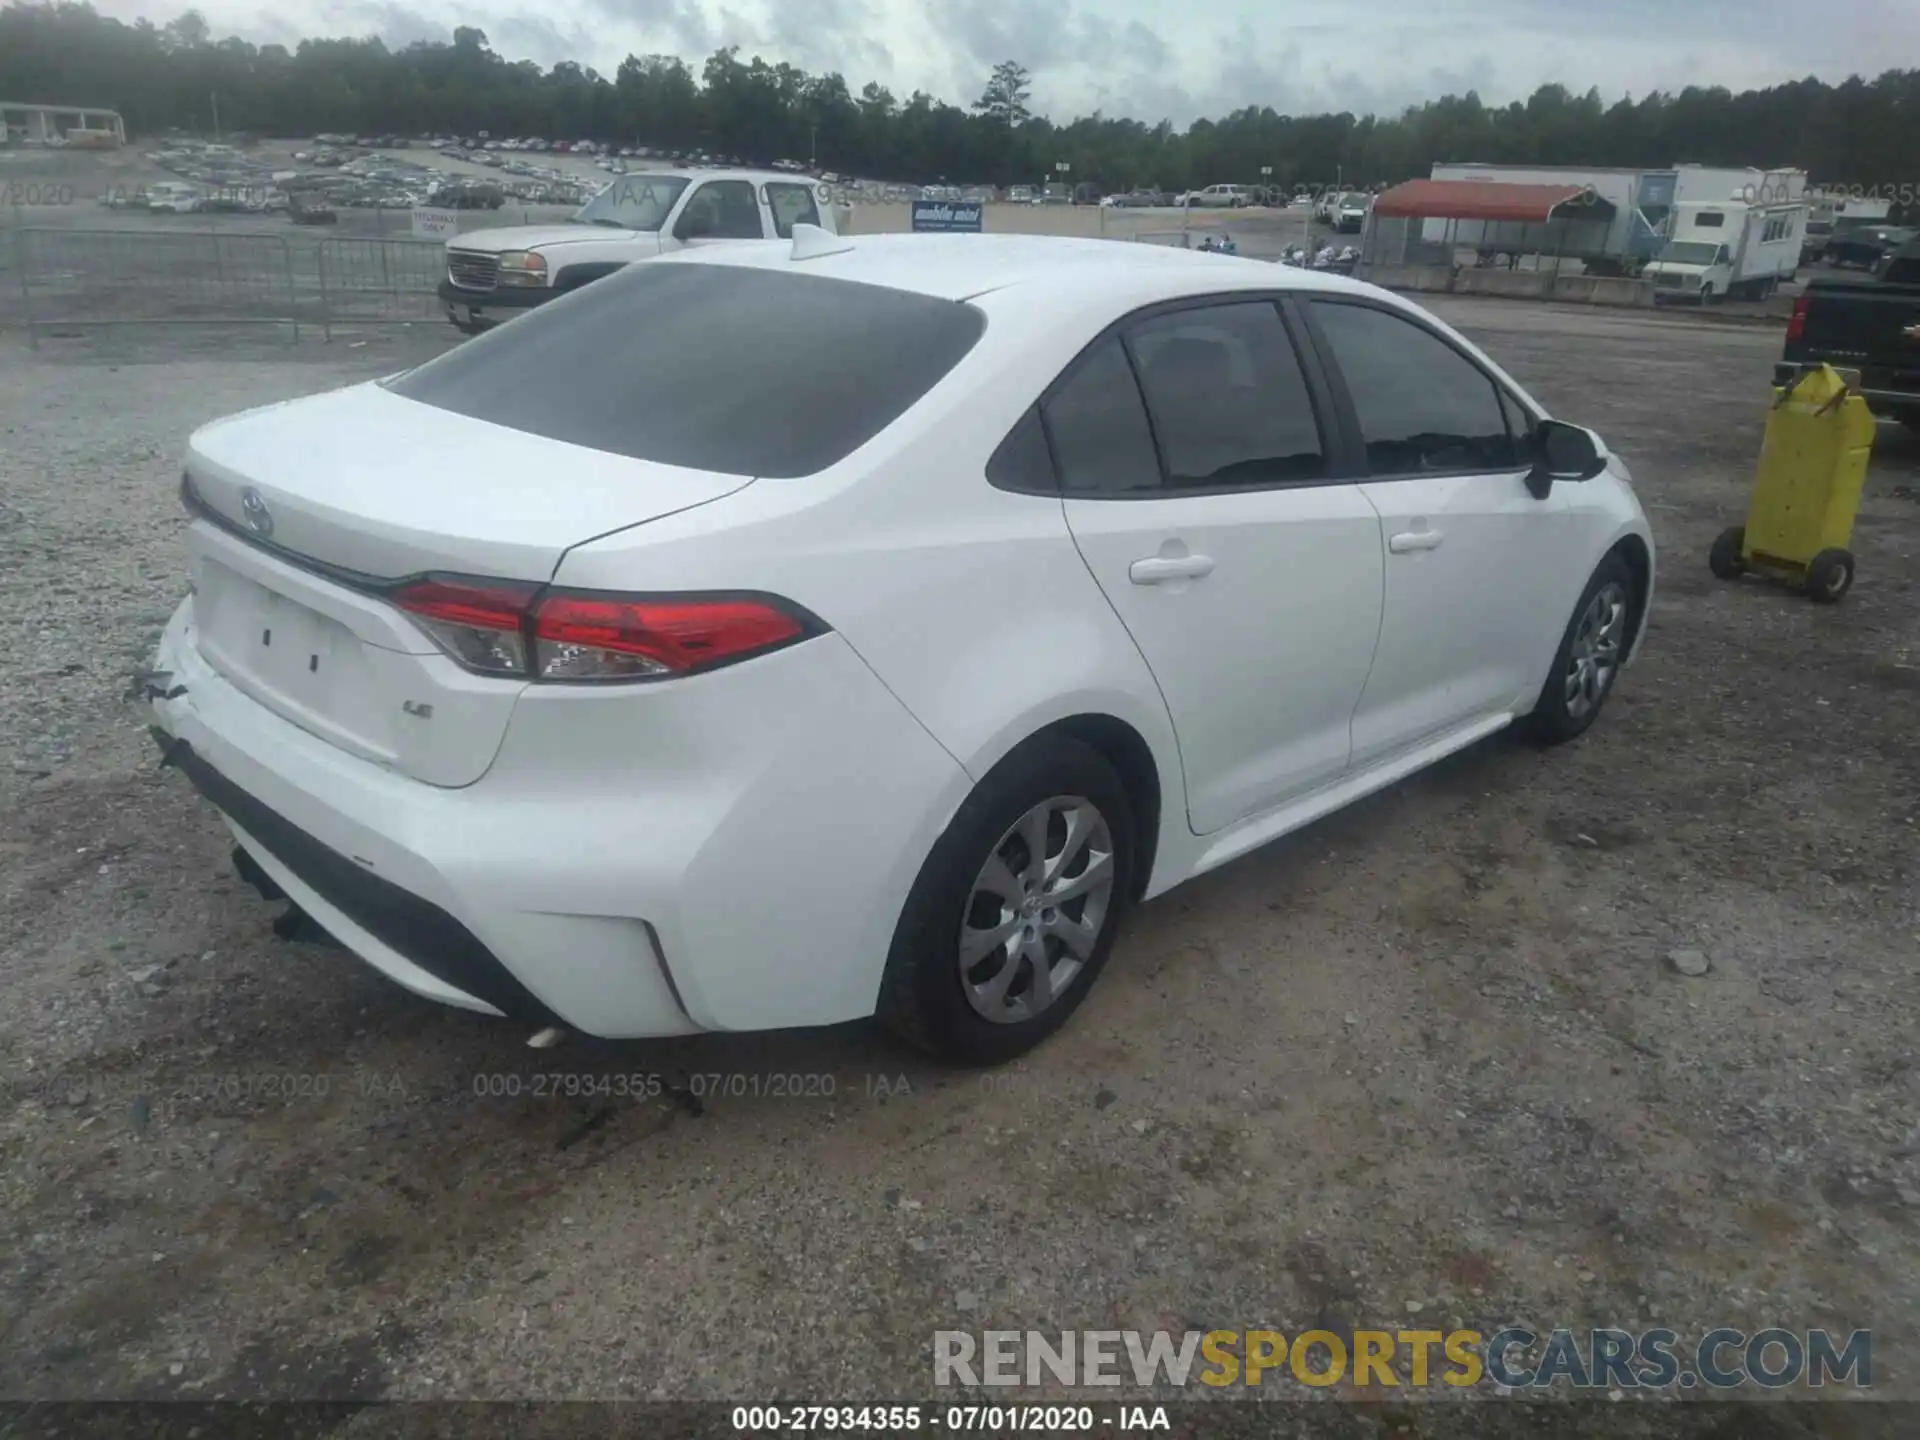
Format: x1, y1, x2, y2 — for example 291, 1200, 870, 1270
389, 262, 985, 478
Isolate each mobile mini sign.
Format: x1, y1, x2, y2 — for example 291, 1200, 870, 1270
912, 200, 983, 233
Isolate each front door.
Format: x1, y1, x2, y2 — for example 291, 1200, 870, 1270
1051, 299, 1386, 835
1301, 297, 1576, 769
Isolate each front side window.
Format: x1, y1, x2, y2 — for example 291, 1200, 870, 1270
1309, 300, 1518, 476
1126, 302, 1326, 489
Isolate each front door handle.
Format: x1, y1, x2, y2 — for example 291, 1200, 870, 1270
1129, 554, 1216, 584
1388, 529, 1444, 554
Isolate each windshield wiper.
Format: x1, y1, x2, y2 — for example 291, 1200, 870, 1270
584, 218, 632, 228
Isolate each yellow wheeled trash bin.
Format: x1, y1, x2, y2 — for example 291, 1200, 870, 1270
1710, 363, 1875, 602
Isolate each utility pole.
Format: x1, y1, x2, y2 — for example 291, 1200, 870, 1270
210, 91, 221, 140
810, 122, 817, 170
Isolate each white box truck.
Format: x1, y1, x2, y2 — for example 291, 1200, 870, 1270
1642, 198, 1806, 301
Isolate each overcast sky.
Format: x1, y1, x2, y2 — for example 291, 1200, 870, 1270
94, 0, 1914, 125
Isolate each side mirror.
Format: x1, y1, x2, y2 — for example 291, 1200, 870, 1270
675, 207, 714, 240
1527, 420, 1608, 498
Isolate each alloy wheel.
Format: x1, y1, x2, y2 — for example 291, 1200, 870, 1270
958, 796, 1116, 1024
1564, 580, 1628, 720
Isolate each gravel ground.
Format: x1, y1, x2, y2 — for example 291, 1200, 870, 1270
1, 300, 1917, 1431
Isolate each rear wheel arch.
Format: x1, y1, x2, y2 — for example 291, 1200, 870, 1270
1007, 714, 1163, 900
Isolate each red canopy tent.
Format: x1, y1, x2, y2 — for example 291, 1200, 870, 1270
1370, 179, 1617, 223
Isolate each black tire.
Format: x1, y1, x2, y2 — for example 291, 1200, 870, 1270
1521, 553, 1639, 746
878, 735, 1136, 1065
1709, 525, 1747, 580
1805, 548, 1854, 603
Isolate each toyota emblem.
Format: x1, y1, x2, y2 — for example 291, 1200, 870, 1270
240, 486, 273, 538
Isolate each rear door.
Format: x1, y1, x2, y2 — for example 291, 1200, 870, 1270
1054, 297, 1386, 835
676, 179, 766, 246
764, 180, 823, 237
1299, 297, 1574, 770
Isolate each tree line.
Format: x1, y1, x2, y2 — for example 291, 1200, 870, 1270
2, 2, 1916, 199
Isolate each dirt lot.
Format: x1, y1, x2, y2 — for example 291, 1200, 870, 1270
1, 298, 1917, 1430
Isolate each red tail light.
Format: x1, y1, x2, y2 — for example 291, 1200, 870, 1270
1785, 294, 1809, 342
391, 577, 818, 683
393, 578, 535, 677
533, 595, 807, 680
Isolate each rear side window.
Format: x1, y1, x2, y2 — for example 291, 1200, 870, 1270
1127, 302, 1325, 488
987, 406, 1056, 493
766, 182, 822, 238
1041, 339, 1161, 495
1309, 301, 1518, 476
387, 264, 984, 478
683, 180, 762, 239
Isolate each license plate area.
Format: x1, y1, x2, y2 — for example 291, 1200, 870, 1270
199, 563, 347, 697
191, 557, 403, 765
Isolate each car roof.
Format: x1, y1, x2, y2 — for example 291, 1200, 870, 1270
640, 167, 819, 185
665, 232, 1381, 306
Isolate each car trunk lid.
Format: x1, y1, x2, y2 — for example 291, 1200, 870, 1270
182, 381, 751, 786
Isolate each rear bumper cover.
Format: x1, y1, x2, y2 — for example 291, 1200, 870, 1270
145, 593, 970, 1039
153, 726, 562, 1026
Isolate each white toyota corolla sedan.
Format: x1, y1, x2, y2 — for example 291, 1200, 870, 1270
146, 230, 1653, 1064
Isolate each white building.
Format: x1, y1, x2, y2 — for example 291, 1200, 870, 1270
0, 101, 126, 147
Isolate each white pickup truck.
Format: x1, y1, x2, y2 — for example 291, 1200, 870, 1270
438, 168, 839, 333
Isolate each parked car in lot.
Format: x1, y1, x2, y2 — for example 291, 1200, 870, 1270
149, 235, 1653, 1063
1826, 225, 1915, 271
1778, 239, 1920, 430
286, 192, 338, 224
434, 179, 505, 210
438, 168, 836, 332
1181, 184, 1252, 208
147, 182, 204, 213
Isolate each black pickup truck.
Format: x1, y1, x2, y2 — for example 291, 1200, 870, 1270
1778, 241, 1920, 428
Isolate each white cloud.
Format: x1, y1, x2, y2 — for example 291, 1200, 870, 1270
88, 0, 1919, 125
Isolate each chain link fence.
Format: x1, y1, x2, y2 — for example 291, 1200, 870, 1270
6, 226, 453, 345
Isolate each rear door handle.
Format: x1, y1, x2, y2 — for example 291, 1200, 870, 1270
1388, 530, 1444, 554
1129, 554, 1216, 584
